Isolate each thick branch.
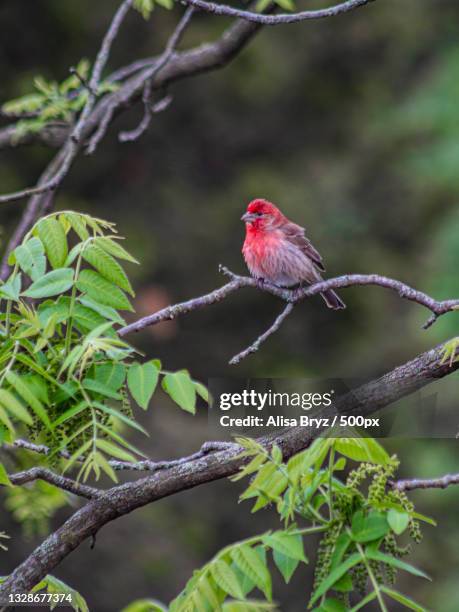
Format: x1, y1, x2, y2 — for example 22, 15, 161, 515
182, 0, 375, 25
1, 338, 457, 596
392, 473, 459, 492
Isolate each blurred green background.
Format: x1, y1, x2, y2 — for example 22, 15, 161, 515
1, 0, 459, 609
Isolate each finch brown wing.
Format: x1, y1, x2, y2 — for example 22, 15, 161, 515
282, 222, 326, 272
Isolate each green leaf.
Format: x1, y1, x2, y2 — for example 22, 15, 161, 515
24, 268, 74, 299
314, 598, 347, 612
0, 389, 33, 426
5, 371, 50, 429
93, 363, 126, 392
62, 212, 90, 241
365, 548, 431, 580
82, 243, 134, 295
310, 553, 362, 606
134, 0, 154, 19
334, 438, 390, 465
162, 370, 197, 414
351, 510, 389, 542
127, 362, 160, 410
380, 586, 428, 612
263, 531, 307, 562
78, 296, 126, 325
0, 274, 22, 301
14, 237, 46, 281
194, 380, 209, 403
274, 0, 295, 10
387, 509, 410, 535
329, 532, 351, 570
94, 237, 139, 264
272, 549, 299, 584
210, 560, 245, 600
92, 402, 148, 436
36, 217, 68, 269
96, 439, 136, 462
0, 462, 12, 487
52, 401, 89, 428
76, 269, 133, 311
222, 602, 276, 612
121, 599, 168, 612
73, 303, 106, 331
231, 544, 272, 600
82, 378, 122, 400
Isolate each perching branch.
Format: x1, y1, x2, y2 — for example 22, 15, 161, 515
182, 0, 375, 25
118, 266, 459, 362
392, 473, 459, 492
0, 338, 457, 597
6, 467, 101, 500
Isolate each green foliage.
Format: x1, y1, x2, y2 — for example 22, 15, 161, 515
133, 0, 174, 20
440, 337, 459, 366
4, 480, 69, 538
1, 59, 118, 140
0, 212, 208, 482
32, 575, 89, 612
167, 436, 430, 612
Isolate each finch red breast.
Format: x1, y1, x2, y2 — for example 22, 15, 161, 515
241, 198, 345, 310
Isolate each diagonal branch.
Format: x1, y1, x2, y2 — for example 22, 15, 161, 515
182, 0, 375, 25
229, 302, 294, 364
0, 338, 457, 596
392, 473, 459, 492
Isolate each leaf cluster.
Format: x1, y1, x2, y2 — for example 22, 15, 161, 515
1, 60, 118, 140
0, 212, 207, 482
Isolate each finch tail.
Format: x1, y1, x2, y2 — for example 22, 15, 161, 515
321, 289, 346, 310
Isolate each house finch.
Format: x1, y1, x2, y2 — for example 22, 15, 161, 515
241, 198, 345, 310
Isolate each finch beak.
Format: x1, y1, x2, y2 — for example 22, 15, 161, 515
241, 212, 256, 223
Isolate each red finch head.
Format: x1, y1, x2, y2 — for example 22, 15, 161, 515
241, 198, 286, 232
241, 198, 345, 310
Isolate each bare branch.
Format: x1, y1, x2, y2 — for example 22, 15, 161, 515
0, 0, 133, 205
119, 268, 459, 352
229, 302, 294, 364
118, 7, 195, 144
391, 473, 459, 492
182, 0, 375, 25
9, 438, 237, 474
6, 467, 101, 500
1, 338, 457, 596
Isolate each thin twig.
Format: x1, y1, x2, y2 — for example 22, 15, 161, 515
118, 7, 195, 144
229, 302, 294, 364
0, 0, 133, 205
181, 0, 375, 25
391, 473, 459, 492
9, 439, 238, 473
6, 467, 101, 499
